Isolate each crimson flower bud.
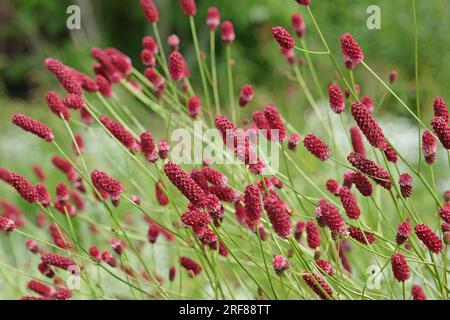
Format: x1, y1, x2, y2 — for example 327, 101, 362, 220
141, 49, 156, 67
155, 179, 169, 206
45, 58, 82, 95
188, 96, 201, 118
316, 259, 335, 276
339, 187, 361, 219
64, 93, 84, 110
396, 221, 411, 245
89, 246, 101, 261
180, 257, 201, 276
206, 7, 220, 31
326, 179, 340, 196
140, 131, 158, 162
101, 251, 117, 267
91, 169, 124, 205
411, 284, 426, 300
264, 104, 287, 142
140, 0, 159, 23
350, 126, 366, 156
288, 133, 301, 150
56, 182, 69, 202
291, 13, 305, 38
303, 134, 331, 161
348, 226, 375, 245
221, 21, 235, 45
272, 26, 295, 49
0, 216, 15, 232
415, 223, 443, 254
433, 96, 448, 122
431, 116, 450, 149
26, 239, 41, 254
296, 0, 311, 6
12, 114, 54, 142
110, 238, 124, 255
340, 33, 364, 69
303, 272, 333, 300
440, 203, 450, 224
391, 252, 410, 282
41, 252, 76, 271
351, 172, 372, 197
100, 115, 137, 151
328, 84, 345, 113
306, 220, 320, 249
351, 101, 386, 150
169, 266, 176, 282
7, 172, 37, 203
272, 255, 290, 276
46, 91, 70, 120
389, 70, 398, 84
179, 0, 196, 16
158, 139, 170, 159
399, 173, 413, 198
263, 192, 292, 239
422, 130, 437, 164
244, 184, 262, 226
347, 152, 392, 190
169, 51, 185, 81
95, 75, 113, 97
239, 84, 254, 107
315, 199, 347, 240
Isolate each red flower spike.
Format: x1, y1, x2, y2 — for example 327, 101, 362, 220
179, 0, 196, 16
169, 51, 186, 81
89, 246, 101, 261
7, 172, 37, 203
181, 208, 211, 230
412, 284, 426, 300
164, 161, 208, 209
272, 255, 290, 276
101, 251, 117, 267
263, 192, 292, 239
347, 152, 392, 190
339, 187, 361, 219
44, 58, 82, 95
188, 96, 201, 118
141, 49, 156, 67
253, 111, 272, 141
140, 0, 159, 23
27, 280, 55, 297
91, 169, 124, 205
35, 183, 51, 207
244, 184, 262, 226
12, 114, 54, 142
316, 259, 335, 276
142, 36, 158, 54
351, 101, 386, 150
399, 173, 413, 198
239, 84, 254, 107
306, 220, 321, 249
180, 257, 202, 276
209, 185, 239, 203
296, 0, 311, 6
350, 126, 366, 156
291, 13, 305, 38
55, 288, 72, 300
303, 272, 333, 300
389, 70, 398, 84
95, 75, 113, 98
140, 131, 158, 162
396, 222, 411, 245
168, 34, 180, 52
63, 93, 84, 110
91, 48, 122, 83
340, 33, 364, 69
431, 116, 450, 149
272, 26, 295, 49
328, 84, 345, 113
440, 203, 450, 224
0, 167, 11, 182
41, 252, 76, 271
433, 96, 448, 122
158, 139, 170, 159
303, 134, 331, 161
110, 238, 124, 255
422, 130, 437, 164
288, 133, 301, 150
326, 179, 341, 196
169, 267, 176, 282
0, 216, 15, 232
414, 224, 443, 254
294, 221, 305, 241
348, 226, 375, 245
264, 104, 287, 142
391, 252, 410, 282
350, 172, 373, 197
206, 7, 220, 31
56, 182, 69, 202
383, 144, 398, 163
221, 21, 235, 45
201, 166, 228, 185
80, 107, 92, 125
155, 179, 169, 206
441, 222, 450, 233
338, 242, 352, 273
26, 239, 41, 254
315, 199, 347, 240
100, 115, 137, 151
45, 91, 70, 120
144, 67, 165, 89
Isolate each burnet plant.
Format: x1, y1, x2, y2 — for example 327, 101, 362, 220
0, 0, 449, 300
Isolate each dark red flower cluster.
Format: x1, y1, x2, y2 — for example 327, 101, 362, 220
398, 173, 413, 198
291, 13, 305, 38
263, 192, 292, 238
91, 169, 124, 206
140, 0, 159, 23
340, 33, 364, 69
414, 224, 443, 254
302, 272, 333, 300
303, 134, 331, 161
339, 187, 361, 219
272, 26, 295, 49
328, 84, 345, 113
347, 152, 392, 190
239, 84, 254, 107
396, 221, 411, 245
351, 101, 386, 150
180, 257, 202, 276
306, 220, 320, 249
391, 252, 410, 282
100, 115, 138, 151
272, 255, 290, 275
206, 7, 220, 31
348, 226, 375, 245
12, 114, 54, 142
314, 199, 347, 240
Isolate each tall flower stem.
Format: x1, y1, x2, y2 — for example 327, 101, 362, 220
210, 31, 221, 115
226, 45, 237, 125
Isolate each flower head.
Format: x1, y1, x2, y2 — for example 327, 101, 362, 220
140, 0, 159, 23
315, 199, 347, 240
264, 104, 287, 141
316, 259, 335, 276
140, 131, 158, 162
288, 133, 301, 151
45, 58, 82, 95
351, 172, 373, 197
239, 84, 254, 107
340, 33, 364, 69
391, 253, 410, 282
350, 126, 366, 156
339, 187, 361, 219
7, 172, 37, 203
180, 257, 201, 276
272, 255, 290, 276
158, 139, 170, 159
179, 0, 196, 16
326, 179, 341, 196
303, 134, 331, 161
272, 26, 295, 49
221, 21, 235, 45
422, 130, 437, 164
347, 152, 392, 189
0, 216, 15, 233
296, 0, 311, 6
206, 7, 220, 31
306, 220, 320, 249
431, 116, 450, 149
396, 221, 411, 245
303, 272, 333, 300
45, 92, 70, 120
412, 284, 426, 300
348, 226, 375, 245
399, 173, 413, 198
439, 203, 450, 224
291, 13, 305, 38
351, 101, 386, 150
41, 252, 76, 271
169, 51, 186, 81
188, 96, 201, 118
12, 114, 54, 142
433, 96, 448, 122
415, 224, 443, 254
168, 34, 180, 52
263, 192, 292, 238
100, 115, 138, 151
328, 84, 345, 113
91, 169, 124, 206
